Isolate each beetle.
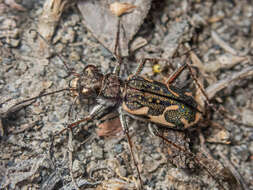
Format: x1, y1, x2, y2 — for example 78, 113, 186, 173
64, 53, 225, 189
0, 25, 227, 189
2, 17, 247, 190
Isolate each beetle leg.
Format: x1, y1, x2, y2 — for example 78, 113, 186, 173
153, 127, 226, 190
148, 122, 158, 137
58, 104, 111, 135
113, 18, 122, 76
165, 63, 187, 85
128, 58, 159, 80
132, 58, 182, 79
29, 29, 76, 76
185, 59, 211, 104
132, 58, 155, 77
119, 107, 143, 189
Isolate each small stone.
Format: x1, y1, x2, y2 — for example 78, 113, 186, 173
77, 150, 86, 160
3, 18, 17, 29
56, 68, 68, 78
69, 51, 80, 61
6, 38, 20, 47
242, 109, 253, 126
231, 145, 249, 163
91, 143, 103, 160
72, 159, 81, 172
114, 144, 123, 154
236, 94, 247, 107
117, 166, 127, 177
42, 81, 52, 89
2, 58, 12, 65
62, 28, 75, 44
151, 153, 161, 160
48, 113, 59, 123
55, 43, 64, 53
249, 142, 253, 154
32, 106, 43, 114
70, 14, 80, 26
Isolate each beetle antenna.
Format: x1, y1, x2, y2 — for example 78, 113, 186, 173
29, 29, 75, 76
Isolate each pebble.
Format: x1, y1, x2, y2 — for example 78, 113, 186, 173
42, 81, 52, 89
48, 113, 59, 123
231, 145, 249, 162
114, 144, 123, 154
32, 106, 43, 115
56, 68, 68, 78
235, 94, 247, 107
54, 43, 64, 53
2, 18, 17, 29
69, 51, 80, 61
70, 14, 80, 26
151, 153, 161, 160
6, 38, 20, 47
72, 159, 81, 172
61, 28, 75, 44
91, 143, 103, 160
249, 142, 253, 154
21, 0, 35, 9
2, 58, 12, 65
242, 109, 253, 126
117, 166, 127, 177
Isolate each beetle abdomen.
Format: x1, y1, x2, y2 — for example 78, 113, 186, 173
122, 76, 202, 129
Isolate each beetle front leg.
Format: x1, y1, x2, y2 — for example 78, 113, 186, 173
165, 63, 187, 85
131, 58, 185, 82
132, 58, 156, 77
58, 104, 111, 135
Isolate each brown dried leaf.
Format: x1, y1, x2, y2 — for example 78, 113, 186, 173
110, 2, 136, 17
205, 121, 230, 144
77, 0, 152, 56
96, 111, 123, 137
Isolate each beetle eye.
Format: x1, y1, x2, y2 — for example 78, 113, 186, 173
82, 88, 89, 94
69, 78, 78, 89
83, 65, 98, 76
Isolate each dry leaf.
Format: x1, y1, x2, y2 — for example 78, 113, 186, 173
77, 0, 152, 56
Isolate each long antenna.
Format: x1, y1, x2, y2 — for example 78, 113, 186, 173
29, 29, 75, 75
9, 88, 69, 108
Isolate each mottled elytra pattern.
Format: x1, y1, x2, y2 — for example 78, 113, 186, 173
124, 76, 200, 129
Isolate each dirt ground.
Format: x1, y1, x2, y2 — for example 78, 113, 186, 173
0, 0, 253, 190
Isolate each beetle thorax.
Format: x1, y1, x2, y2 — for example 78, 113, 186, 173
99, 74, 122, 100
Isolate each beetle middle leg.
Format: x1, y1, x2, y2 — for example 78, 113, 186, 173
119, 107, 143, 189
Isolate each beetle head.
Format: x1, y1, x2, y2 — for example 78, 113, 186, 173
69, 65, 103, 98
